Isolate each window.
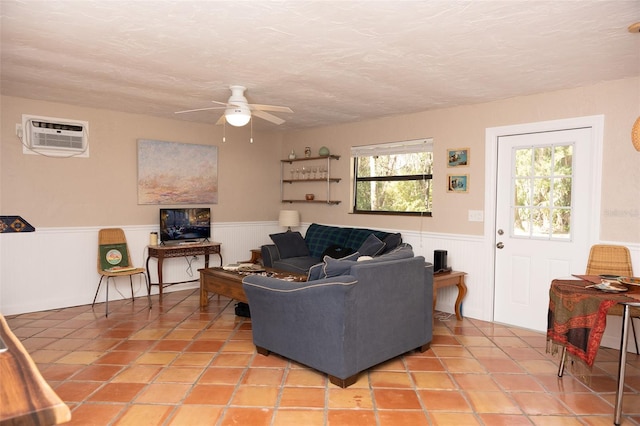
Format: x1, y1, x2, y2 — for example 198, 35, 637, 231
511, 143, 574, 240
351, 139, 433, 215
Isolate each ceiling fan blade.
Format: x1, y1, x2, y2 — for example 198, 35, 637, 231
175, 106, 225, 114
252, 109, 285, 125
211, 100, 229, 107
249, 103, 293, 113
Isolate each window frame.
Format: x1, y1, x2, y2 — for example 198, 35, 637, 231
350, 138, 434, 216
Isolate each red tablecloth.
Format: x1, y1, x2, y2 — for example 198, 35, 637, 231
547, 278, 639, 367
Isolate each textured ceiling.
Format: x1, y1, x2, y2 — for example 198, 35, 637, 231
1, 1, 639, 130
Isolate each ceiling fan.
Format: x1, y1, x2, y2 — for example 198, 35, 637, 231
175, 85, 293, 127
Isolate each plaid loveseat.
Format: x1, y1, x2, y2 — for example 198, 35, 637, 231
261, 223, 401, 274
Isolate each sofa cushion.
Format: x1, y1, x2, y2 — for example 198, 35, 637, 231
322, 251, 360, 278
321, 244, 356, 259
273, 256, 320, 275
270, 231, 310, 258
305, 223, 350, 258
357, 234, 386, 257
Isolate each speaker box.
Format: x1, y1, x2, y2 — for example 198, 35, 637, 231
434, 250, 448, 272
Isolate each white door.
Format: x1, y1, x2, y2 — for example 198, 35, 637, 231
493, 127, 594, 331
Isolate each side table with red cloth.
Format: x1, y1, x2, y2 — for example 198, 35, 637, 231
547, 278, 640, 367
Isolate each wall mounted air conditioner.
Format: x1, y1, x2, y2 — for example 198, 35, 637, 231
21, 114, 89, 157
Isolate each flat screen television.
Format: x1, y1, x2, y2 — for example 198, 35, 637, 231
159, 208, 211, 244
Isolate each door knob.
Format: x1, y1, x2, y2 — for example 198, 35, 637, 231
497, 229, 504, 235
496, 242, 504, 249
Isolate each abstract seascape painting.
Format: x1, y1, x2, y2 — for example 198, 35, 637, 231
137, 139, 218, 204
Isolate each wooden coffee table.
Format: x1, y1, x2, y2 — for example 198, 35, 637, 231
199, 267, 306, 308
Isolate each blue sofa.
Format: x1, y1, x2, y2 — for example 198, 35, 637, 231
243, 245, 433, 387
261, 223, 402, 274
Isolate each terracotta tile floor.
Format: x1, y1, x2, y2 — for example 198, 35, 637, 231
6, 289, 640, 425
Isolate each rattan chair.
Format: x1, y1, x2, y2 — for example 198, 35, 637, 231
586, 244, 638, 354
92, 228, 151, 316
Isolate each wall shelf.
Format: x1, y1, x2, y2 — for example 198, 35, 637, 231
281, 155, 340, 163
280, 155, 340, 205
282, 178, 341, 183
282, 199, 341, 205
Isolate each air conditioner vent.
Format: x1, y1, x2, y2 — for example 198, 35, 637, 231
22, 115, 89, 157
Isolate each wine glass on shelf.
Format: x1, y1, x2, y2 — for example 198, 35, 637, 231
290, 169, 294, 180
301, 166, 307, 180
321, 165, 328, 179
295, 168, 300, 180
312, 166, 318, 179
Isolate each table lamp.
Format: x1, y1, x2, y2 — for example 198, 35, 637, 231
279, 210, 300, 232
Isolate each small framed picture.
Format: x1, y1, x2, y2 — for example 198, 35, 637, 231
447, 148, 469, 167
447, 174, 469, 193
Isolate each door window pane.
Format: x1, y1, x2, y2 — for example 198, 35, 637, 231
553, 178, 572, 207
515, 149, 532, 176
514, 179, 531, 206
534, 147, 552, 176
513, 207, 532, 236
531, 208, 550, 238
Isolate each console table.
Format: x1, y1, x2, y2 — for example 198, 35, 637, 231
146, 242, 222, 299
433, 271, 467, 320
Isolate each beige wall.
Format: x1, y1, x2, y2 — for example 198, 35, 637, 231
1, 96, 284, 227
283, 77, 640, 242
2, 76, 639, 242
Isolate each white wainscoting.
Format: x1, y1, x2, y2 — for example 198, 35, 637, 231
2, 221, 637, 352
0, 222, 277, 315
400, 230, 487, 321
0, 223, 487, 318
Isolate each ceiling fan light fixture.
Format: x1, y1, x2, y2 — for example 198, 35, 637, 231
225, 105, 251, 127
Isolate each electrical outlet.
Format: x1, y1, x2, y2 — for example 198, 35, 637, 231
468, 210, 484, 222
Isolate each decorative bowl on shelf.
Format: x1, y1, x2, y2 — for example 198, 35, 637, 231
305, 194, 315, 201
319, 146, 330, 156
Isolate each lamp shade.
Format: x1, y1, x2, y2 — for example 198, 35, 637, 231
225, 105, 251, 127
279, 210, 300, 229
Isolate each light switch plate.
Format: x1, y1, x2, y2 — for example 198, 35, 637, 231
468, 210, 484, 222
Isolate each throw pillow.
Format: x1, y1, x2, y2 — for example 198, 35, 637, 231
269, 231, 310, 259
358, 234, 386, 257
322, 251, 360, 278
307, 262, 324, 281
381, 233, 402, 254
321, 244, 355, 259
373, 243, 414, 262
